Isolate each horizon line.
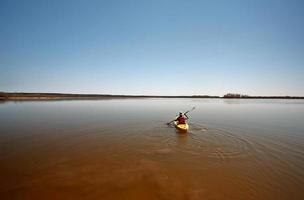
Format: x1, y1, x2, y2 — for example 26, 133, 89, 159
1, 91, 304, 99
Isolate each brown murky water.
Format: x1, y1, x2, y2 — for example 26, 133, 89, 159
0, 99, 304, 199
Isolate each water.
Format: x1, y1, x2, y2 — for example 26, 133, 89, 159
0, 99, 304, 199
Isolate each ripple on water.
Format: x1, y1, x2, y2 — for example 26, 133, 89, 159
164, 123, 255, 162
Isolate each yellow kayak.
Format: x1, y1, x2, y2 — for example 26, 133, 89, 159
174, 121, 189, 132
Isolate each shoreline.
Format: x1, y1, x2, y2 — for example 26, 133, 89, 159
1, 92, 304, 101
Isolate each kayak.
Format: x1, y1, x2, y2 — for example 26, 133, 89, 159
174, 121, 189, 132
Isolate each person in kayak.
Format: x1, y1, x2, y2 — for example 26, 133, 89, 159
176, 112, 188, 124
167, 112, 189, 125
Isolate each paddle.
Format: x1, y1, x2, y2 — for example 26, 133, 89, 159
166, 106, 196, 125
184, 106, 196, 115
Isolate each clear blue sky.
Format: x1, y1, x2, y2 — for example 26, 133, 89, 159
1, 0, 303, 96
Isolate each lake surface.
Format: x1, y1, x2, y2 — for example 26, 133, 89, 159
0, 98, 304, 199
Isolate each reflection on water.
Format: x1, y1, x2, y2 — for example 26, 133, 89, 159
0, 99, 304, 199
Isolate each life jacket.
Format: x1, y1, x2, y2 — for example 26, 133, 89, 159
177, 116, 186, 124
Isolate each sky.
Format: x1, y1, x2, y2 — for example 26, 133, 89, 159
1, 0, 304, 96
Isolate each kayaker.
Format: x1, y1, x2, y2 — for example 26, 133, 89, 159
167, 112, 189, 125
176, 112, 188, 124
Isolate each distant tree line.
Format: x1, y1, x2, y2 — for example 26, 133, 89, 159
223, 93, 249, 98
0, 92, 303, 100
0, 92, 8, 100
223, 93, 303, 99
